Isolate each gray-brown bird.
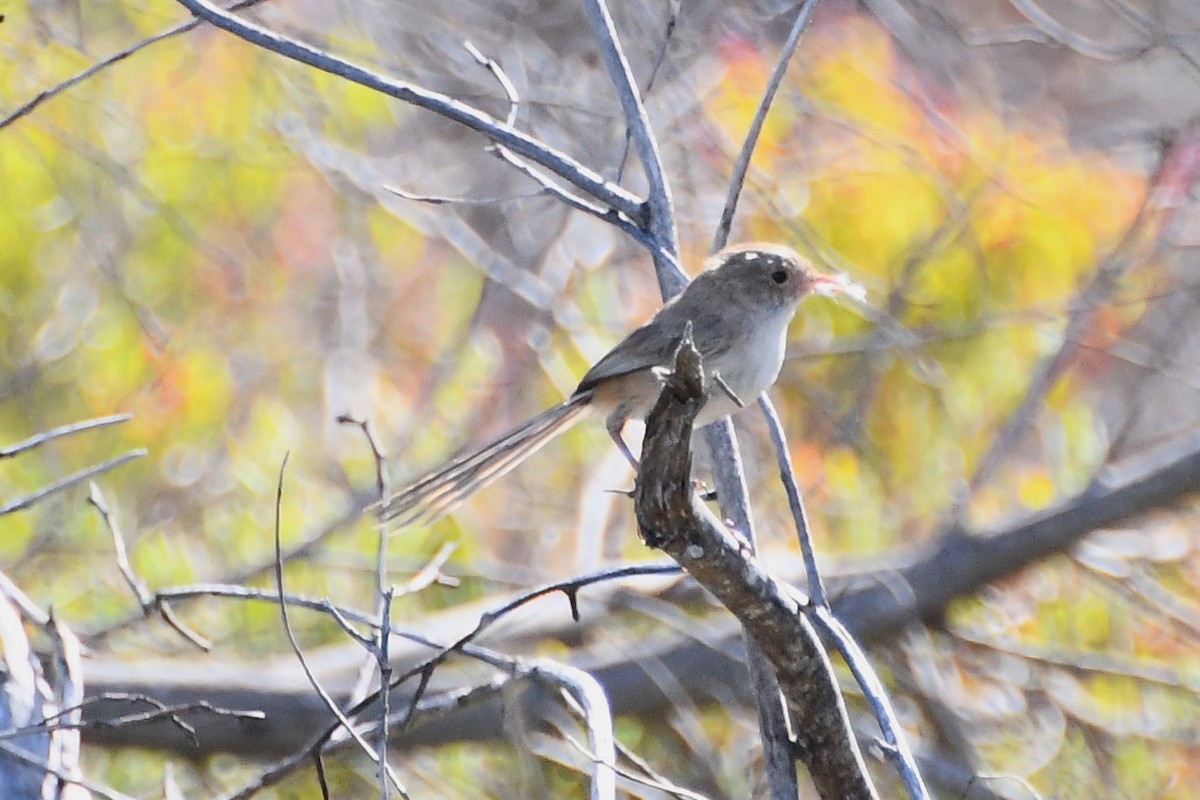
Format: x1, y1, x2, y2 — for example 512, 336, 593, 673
379, 243, 859, 525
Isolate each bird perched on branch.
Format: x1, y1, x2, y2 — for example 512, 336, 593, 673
378, 243, 861, 525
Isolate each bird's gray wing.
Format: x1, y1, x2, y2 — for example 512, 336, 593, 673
574, 319, 676, 394
573, 301, 728, 395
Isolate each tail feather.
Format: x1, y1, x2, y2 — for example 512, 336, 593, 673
378, 395, 591, 526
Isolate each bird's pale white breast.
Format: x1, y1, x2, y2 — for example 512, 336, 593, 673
694, 300, 796, 427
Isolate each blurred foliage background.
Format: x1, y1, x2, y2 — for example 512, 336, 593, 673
2, 0, 1199, 797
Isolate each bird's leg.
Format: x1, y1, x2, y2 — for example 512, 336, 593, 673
608, 409, 716, 500
606, 415, 640, 470
710, 371, 745, 409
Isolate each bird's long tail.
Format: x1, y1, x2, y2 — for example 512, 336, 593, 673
377, 394, 592, 526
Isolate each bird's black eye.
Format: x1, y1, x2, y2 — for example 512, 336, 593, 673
771, 268, 789, 284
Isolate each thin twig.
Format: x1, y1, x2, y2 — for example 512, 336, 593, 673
399, 542, 458, 594
0, 1, 268, 131
87, 483, 211, 650
120, 562, 675, 670
0, 740, 137, 800
615, 0, 681, 183
382, 183, 546, 206
0, 449, 145, 515
460, 39, 652, 244
271, 453, 407, 796
711, 0, 821, 251
338, 411, 457, 710
333, 421, 394, 790
809, 605, 930, 799
333, 412, 393, 711
22, 694, 264, 746
758, 395, 827, 606
376, 587, 395, 800
335, 414, 389, 504
463, 41, 519, 128
89, 483, 152, 608
0, 413, 131, 458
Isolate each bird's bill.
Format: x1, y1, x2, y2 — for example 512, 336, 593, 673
810, 272, 866, 302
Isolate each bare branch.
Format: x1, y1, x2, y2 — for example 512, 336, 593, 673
530, 661, 617, 800
171, 0, 646, 225
459, 41, 646, 238
0, 1, 268, 131
375, 587, 395, 800
88, 483, 211, 651
579, 0, 682, 293
809, 607, 929, 798
0, 413, 131, 458
759, 395, 827, 606
270, 453, 407, 797
0, 449, 146, 516
635, 330, 880, 799
712, 0, 821, 251
0, 740, 136, 800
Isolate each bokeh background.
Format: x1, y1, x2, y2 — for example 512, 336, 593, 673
3, 0, 1199, 797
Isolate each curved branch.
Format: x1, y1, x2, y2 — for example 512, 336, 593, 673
633, 332, 878, 800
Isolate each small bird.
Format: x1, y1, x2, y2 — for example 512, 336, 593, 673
379, 243, 860, 525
